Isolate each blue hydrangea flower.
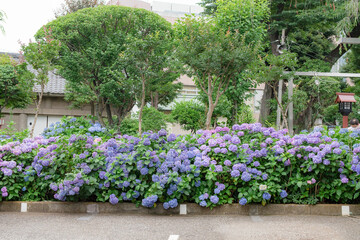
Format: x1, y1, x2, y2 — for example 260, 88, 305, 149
239, 197, 247, 206
280, 190, 288, 198
163, 202, 170, 209
262, 192, 271, 200
200, 200, 207, 207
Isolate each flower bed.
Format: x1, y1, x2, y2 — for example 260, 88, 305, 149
1, 118, 360, 209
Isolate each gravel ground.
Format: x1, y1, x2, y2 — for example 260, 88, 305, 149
1, 212, 360, 240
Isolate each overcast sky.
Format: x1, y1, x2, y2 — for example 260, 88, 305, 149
0, 0, 201, 53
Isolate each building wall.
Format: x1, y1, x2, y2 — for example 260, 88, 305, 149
1, 96, 92, 135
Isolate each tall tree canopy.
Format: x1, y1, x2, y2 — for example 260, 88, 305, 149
200, 0, 351, 130
38, 6, 180, 129
0, 54, 34, 118
174, 16, 258, 129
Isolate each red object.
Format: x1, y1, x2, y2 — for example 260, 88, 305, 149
335, 93, 356, 128
343, 116, 348, 128
335, 92, 356, 103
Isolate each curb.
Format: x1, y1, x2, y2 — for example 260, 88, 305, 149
1, 202, 360, 216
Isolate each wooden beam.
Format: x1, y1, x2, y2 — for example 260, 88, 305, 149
283, 71, 360, 78
339, 37, 360, 44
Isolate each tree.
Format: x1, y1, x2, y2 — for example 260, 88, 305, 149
0, 54, 34, 118
175, 16, 257, 129
121, 29, 178, 135
21, 27, 61, 137
256, 51, 298, 130
214, 0, 269, 125
171, 100, 205, 133
54, 0, 105, 17
40, 6, 179, 130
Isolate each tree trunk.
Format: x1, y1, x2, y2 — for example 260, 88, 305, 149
105, 103, 113, 126
153, 92, 159, 110
30, 84, 44, 138
95, 100, 105, 126
230, 99, 238, 125
205, 100, 215, 130
138, 76, 146, 136
91, 101, 95, 117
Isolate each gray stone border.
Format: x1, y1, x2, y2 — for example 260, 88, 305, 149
1, 201, 360, 216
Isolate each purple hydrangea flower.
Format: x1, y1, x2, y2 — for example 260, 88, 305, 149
228, 144, 238, 153
231, 136, 240, 144
224, 160, 232, 166
208, 139, 217, 147
143, 138, 151, 146
210, 195, 219, 204
109, 194, 119, 205
158, 129, 167, 136
241, 172, 251, 182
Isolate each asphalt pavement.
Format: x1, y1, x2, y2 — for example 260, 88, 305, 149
1, 212, 360, 240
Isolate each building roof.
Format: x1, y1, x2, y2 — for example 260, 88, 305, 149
33, 71, 66, 94
1, 52, 66, 95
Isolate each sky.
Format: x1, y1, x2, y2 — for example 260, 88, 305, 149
0, 0, 200, 53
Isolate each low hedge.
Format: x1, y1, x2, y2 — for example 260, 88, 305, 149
1, 118, 360, 209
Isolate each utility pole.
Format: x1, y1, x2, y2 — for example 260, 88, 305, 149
276, 29, 286, 130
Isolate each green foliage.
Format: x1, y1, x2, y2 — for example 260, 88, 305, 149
171, 100, 205, 133
215, 0, 269, 45
0, 121, 29, 143
236, 104, 256, 124
41, 6, 179, 128
118, 107, 172, 135
175, 16, 257, 129
119, 117, 138, 136
140, 107, 171, 133
0, 54, 34, 117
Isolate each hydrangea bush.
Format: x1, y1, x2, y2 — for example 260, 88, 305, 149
1, 118, 360, 209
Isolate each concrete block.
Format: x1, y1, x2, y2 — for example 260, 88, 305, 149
0, 201, 21, 212
310, 204, 341, 216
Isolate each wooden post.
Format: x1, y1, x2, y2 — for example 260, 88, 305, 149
288, 77, 294, 135
343, 116, 348, 128
276, 29, 286, 130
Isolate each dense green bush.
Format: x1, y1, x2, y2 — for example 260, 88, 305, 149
171, 100, 205, 133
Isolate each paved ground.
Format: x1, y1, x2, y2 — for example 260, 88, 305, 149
1, 212, 360, 240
